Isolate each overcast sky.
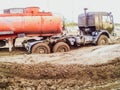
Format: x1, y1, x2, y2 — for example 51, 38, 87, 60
0, 0, 119, 23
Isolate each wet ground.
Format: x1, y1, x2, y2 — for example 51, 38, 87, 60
0, 44, 120, 90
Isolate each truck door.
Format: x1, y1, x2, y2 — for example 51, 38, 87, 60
102, 15, 114, 33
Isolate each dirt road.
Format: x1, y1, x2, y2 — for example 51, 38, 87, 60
0, 44, 120, 90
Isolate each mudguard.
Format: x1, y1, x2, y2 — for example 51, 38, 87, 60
25, 40, 43, 53
92, 30, 110, 44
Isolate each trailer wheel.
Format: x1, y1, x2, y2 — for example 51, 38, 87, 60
31, 43, 50, 54
53, 42, 70, 53
97, 35, 109, 45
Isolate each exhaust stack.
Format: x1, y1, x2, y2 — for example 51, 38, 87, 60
84, 8, 88, 27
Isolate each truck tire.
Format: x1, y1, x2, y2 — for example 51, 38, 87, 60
31, 43, 50, 54
97, 35, 109, 45
53, 42, 70, 53
0, 40, 6, 47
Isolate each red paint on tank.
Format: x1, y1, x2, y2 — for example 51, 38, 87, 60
0, 7, 63, 40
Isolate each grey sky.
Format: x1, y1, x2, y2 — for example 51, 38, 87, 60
0, 0, 119, 23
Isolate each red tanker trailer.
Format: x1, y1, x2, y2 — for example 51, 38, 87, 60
0, 7, 62, 51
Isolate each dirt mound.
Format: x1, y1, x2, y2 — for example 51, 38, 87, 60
1, 58, 120, 79
0, 58, 120, 90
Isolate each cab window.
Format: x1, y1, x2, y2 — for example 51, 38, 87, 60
102, 16, 111, 23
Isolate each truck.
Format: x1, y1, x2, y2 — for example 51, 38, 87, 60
0, 7, 114, 54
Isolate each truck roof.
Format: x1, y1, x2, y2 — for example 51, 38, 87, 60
87, 12, 110, 15
79, 12, 111, 16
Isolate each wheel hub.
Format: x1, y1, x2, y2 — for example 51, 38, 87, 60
38, 48, 45, 54
57, 47, 66, 52
101, 40, 106, 45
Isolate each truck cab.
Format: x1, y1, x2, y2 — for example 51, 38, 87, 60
78, 9, 114, 45
78, 12, 114, 34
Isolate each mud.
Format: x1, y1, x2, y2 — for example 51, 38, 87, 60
0, 57, 120, 90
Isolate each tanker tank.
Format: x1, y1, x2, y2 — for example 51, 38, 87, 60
0, 7, 63, 40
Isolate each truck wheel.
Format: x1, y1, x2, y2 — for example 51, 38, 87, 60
53, 42, 70, 53
97, 35, 109, 45
31, 43, 50, 54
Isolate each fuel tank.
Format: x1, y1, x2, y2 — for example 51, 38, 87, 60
0, 7, 63, 39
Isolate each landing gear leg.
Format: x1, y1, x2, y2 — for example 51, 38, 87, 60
13, 38, 16, 49
8, 38, 14, 52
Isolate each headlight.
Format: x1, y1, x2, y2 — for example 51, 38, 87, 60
92, 32, 98, 36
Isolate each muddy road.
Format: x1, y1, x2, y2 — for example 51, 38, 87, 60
0, 44, 120, 90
